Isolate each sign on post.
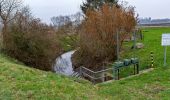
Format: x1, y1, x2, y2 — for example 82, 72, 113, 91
162, 34, 170, 46
162, 33, 170, 66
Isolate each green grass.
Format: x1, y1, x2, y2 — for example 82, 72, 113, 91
129, 27, 170, 68
1, 27, 170, 99
117, 27, 170, 78
97, 67, 170, 100
97, 27, 170, 99
0, 53, 101, 100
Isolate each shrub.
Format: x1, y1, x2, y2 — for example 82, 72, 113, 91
5, 10, 62, 71
72, 4, 136, 69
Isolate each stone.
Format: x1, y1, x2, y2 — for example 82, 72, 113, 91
136, 43, 144, 49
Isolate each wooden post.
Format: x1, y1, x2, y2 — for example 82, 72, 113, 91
137, 64, 139, 74
134, 64, 136, 75
80, 67, 82, 76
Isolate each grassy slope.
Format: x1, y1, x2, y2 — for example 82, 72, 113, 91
0, 54, 101, 100
1, 27, 170, 99
97, 27, 170, 99
98, 67, 170, 99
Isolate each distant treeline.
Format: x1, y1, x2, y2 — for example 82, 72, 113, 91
138, 23, 170, 27
139, 18, 170, 25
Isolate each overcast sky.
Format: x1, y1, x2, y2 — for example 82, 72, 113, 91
24, 0, 170, 24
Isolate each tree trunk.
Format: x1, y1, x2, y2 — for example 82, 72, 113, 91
2, 21, 9, 49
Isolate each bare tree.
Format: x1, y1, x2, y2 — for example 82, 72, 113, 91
71, 12, 82, 26
51, 15, 72, 30
51, 16, 65, 30
0, 0, 22, 48
71, 12, 83, 33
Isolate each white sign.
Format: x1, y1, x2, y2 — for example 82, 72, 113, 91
162, 34, 170, 46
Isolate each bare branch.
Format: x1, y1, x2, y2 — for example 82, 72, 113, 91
0, 0, 22, 23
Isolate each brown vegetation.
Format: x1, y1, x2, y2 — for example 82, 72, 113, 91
4, 7, 62, 71
72, 4, 136, 70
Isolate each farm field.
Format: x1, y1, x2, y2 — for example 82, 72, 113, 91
117, 27, 170, 78
123, 27, 170, 69
1, 27, 170, 99
97, 27, 170, 99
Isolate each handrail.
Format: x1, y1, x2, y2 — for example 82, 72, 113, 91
82, 72, 95, 79
77, 61, 139, 83
94, 68, 113, 74
81, 66, 95, 73
81, 66, 113, 74
82, 72, 109, 80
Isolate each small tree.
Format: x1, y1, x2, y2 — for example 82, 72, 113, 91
51, 15, 72, 30
8, 6, 62, 71
0, 0, 22, 48
81, 0, 119, 14
72, 4, 136, 69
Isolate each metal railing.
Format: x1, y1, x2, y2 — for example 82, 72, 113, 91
74, 61, 140, 84
77, 66, 114, 84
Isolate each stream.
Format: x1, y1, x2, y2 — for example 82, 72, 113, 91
53, 50, 75, 76
53, 50, 110, 83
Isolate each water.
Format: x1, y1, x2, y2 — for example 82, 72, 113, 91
53, 50, 75, 76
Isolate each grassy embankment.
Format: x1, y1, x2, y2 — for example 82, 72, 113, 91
0, 54, 101, 99
0, 27, 170, 99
